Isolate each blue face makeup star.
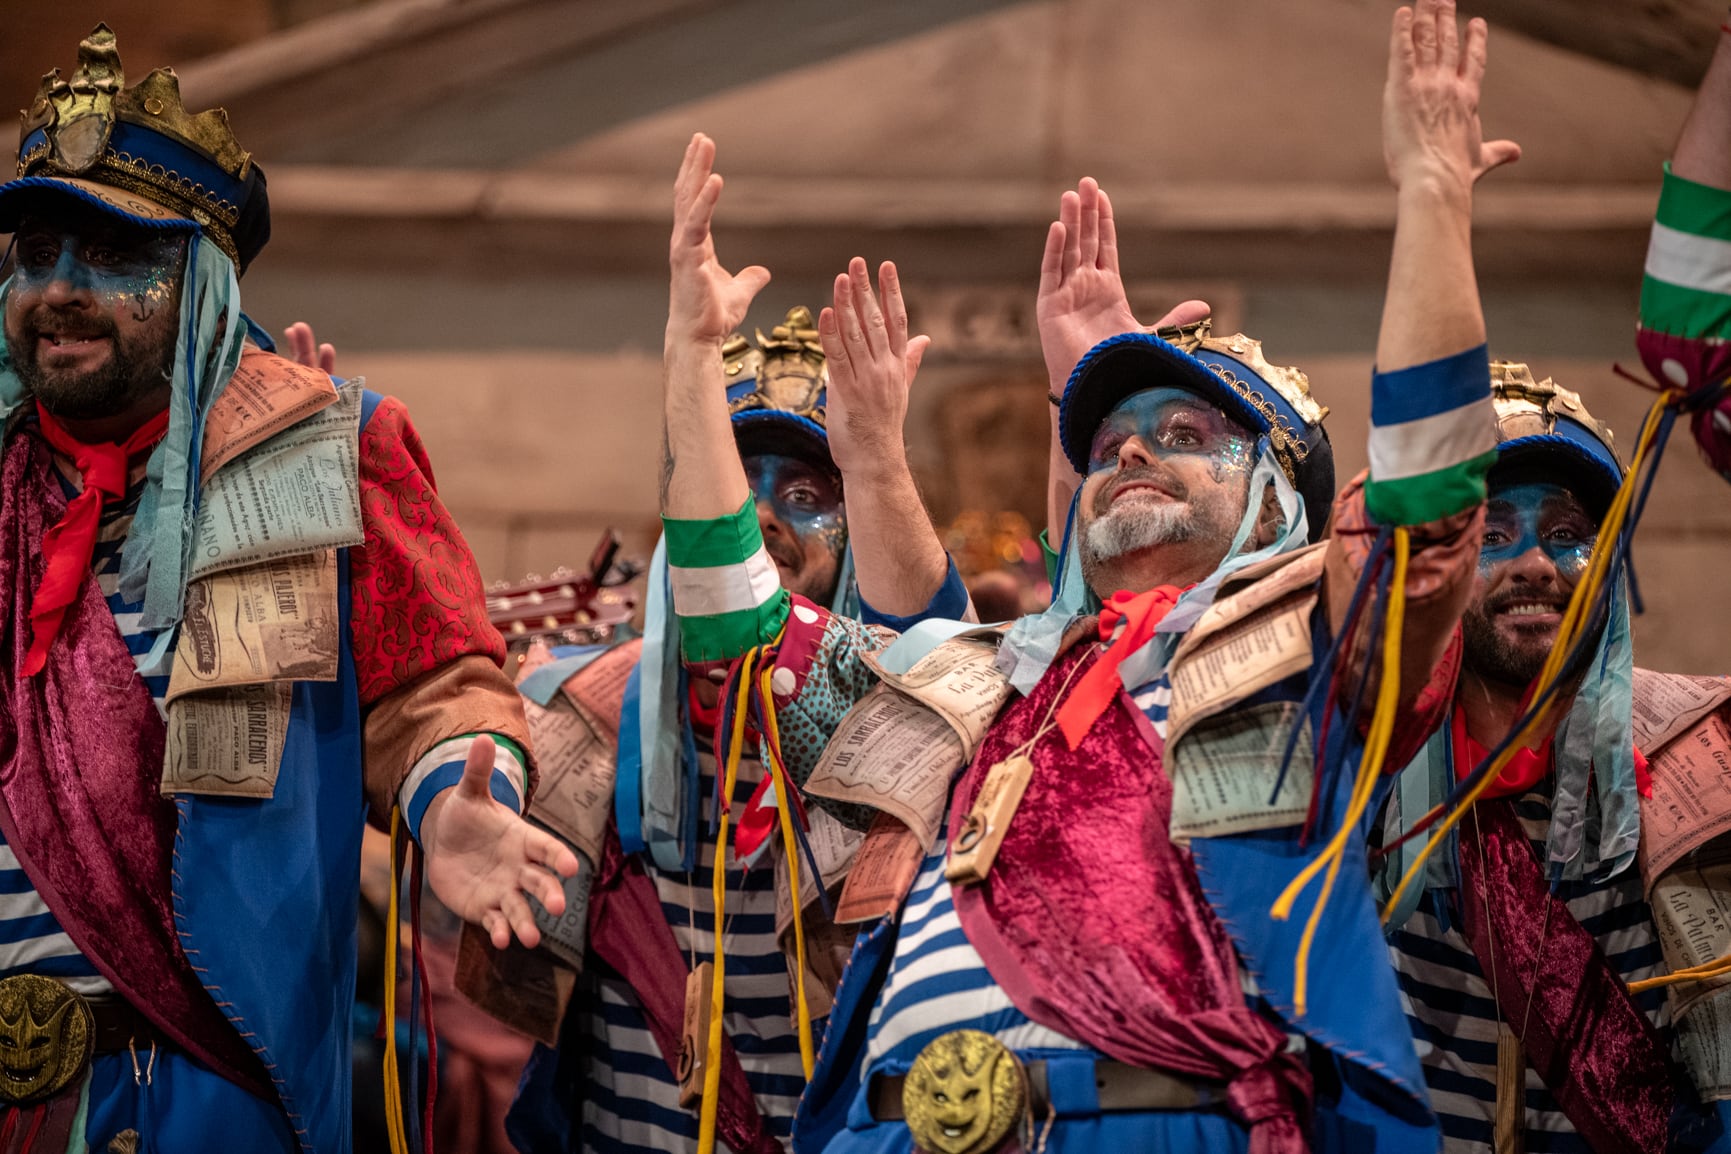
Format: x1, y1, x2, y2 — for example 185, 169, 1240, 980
1086, 386, 1255, 480
744, 453, 846, 561
1480, 482, 1596, 583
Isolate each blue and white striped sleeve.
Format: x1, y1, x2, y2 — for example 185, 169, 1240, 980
1363, 343, 1498, 526
397, 733, 529, 844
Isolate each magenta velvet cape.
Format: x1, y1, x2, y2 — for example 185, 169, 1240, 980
949, 645, 1310, 1154
0, 427, 267, 1094
1458, 797, 1674, 1153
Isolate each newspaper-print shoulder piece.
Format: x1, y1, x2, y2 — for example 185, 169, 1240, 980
1635, 671, 1731, 890
160, 360, 369, 801
1630, 670, 1731, 1102
804, 626, 1011, 855
192, 382, 366, 580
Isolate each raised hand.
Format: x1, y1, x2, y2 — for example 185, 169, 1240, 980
420, 736, 581, 950
817, 257, 931, 480
668, 133, 771, 348
1036, 178, 1208, 399
1383, 0, 1520, 195
282, 321, 336, 375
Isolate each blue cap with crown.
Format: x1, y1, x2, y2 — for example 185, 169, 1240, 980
1, 24, 271, 274
721, 305, 834, 478
1059, 319, 1335, 542
1488, 361, 1623, 520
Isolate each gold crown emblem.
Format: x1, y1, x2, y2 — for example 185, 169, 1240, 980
17, 25, 252, 261
721, 305, 828, 424
1489, 359, 1620, 467
1156, 317, 1328, 482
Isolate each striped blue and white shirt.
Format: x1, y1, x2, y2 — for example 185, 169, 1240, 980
862, 673, 1177, 1074
864, 843, 1088, 1075
578, 747, 805, 1153
1388, 790, 1669, 1153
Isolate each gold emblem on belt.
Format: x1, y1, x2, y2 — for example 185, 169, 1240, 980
0, 975, 94, 1103
902, 1029, 1026, 1154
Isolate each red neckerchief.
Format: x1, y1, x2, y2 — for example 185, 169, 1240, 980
24, 403, 171, 676
1056, 584, 1189, 750
1450, 706, 1552, 800
1450, 700, 1652, 799
688, 680, 721, 737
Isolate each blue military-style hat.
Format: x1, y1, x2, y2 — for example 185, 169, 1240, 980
1058, 319, 1335, 541
1488, 361, 1623, 520
722, 305, 835, 479
0, 24, 271, 274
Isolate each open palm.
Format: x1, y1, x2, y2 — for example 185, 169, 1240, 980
1382, 0, 1520, 192
421, 736, 580, 950
1036, 178, 1209, 396
669, 133, 771, 346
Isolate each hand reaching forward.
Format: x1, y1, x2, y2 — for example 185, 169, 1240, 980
1383, 0, 1520, 195
420, 736, 580, 951
282, 322, 336, 375
1036, 178, 1209, 398
818, 258, 931, 480
668, 133, 771, 347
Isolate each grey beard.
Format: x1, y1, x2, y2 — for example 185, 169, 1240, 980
1081, 500, 1196, 578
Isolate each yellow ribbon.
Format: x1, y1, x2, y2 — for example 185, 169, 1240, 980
696, 645, 761, 1154
1380, 393, 1674, 926
757, 662, 816, 1077
382, 808, 410, 1154
1272, 526, 1409, 1017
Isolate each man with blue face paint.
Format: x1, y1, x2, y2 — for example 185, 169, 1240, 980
490, 242, 972, 1148
1377, 23, 1731, 1144
0, 27, 579, 1152
1377, 394, 1731, 1145
657, 4, 1520, 1151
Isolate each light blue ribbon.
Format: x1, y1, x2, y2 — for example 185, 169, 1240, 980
120, 237, 246, 670
1550, 575, 1639, 881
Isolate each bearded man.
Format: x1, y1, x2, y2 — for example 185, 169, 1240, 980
1374, 21, 1731, 1150
0, 27, 575, 1152
656, 4, 1517, 1150
1378, 365, 1731, 1154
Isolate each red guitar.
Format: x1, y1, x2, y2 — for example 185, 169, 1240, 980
486, 531, 641, 665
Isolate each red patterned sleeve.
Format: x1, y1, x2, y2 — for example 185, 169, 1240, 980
351, 395, 506, 706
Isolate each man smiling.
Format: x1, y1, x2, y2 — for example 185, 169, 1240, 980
1376, 366, 1709, 1152
1378, 19, 1731, 1143
0, 27, 575, 1152
7, 206, 186, 438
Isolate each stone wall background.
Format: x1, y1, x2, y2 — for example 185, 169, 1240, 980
3, 0, 1726, 673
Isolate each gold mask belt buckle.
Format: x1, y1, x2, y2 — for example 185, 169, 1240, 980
0, 974, 95, 1104
900, 1030, 1027, 1154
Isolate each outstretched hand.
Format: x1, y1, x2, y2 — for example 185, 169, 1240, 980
282, 322, 336, 375
1383, 0, 1520, 194
420, 736, 580, 951
668, 133, 771, 348
818, 258, 930, 480
1036, 178, 1209, 398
